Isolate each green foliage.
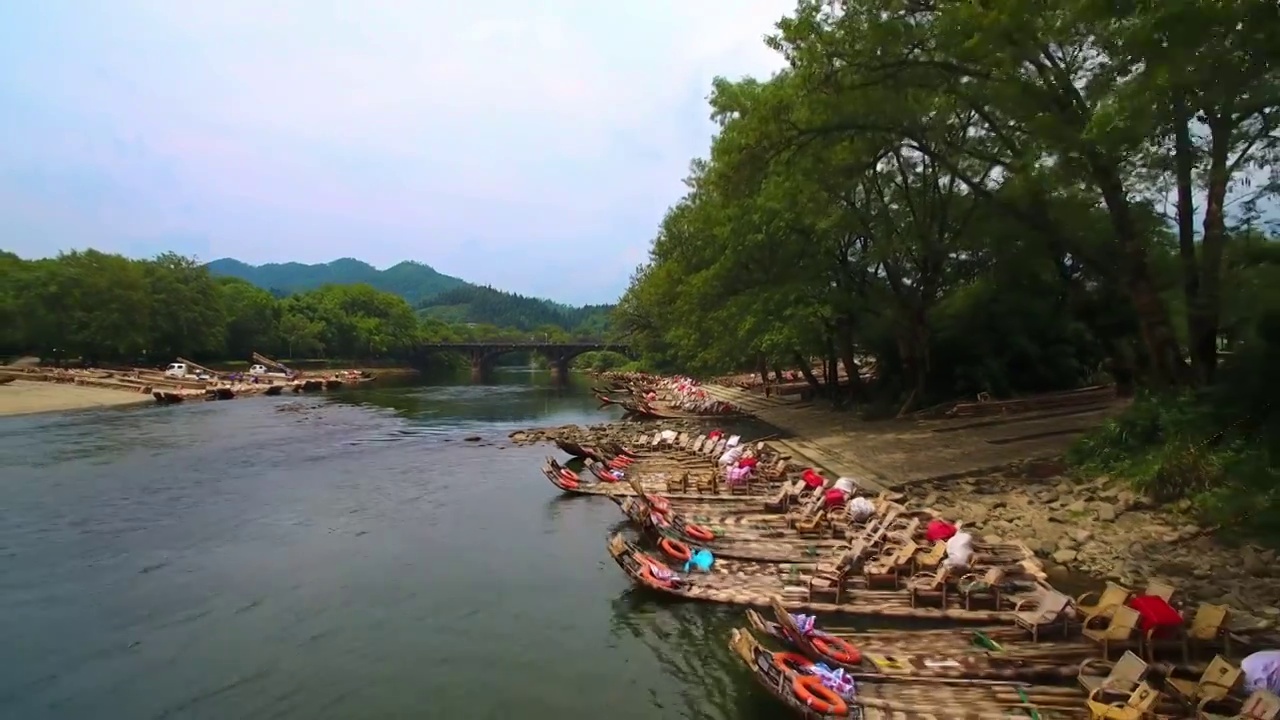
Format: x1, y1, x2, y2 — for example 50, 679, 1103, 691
617, 0, 1279, 411
572, 350, 632, 373
1069, 314, 1280, 539
0, 251, 609, 364
418, 285, 613, 335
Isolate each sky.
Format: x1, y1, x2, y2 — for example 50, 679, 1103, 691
0, 1, 795, 305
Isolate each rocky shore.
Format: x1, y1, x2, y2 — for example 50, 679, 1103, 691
511, 413, 1278, 633
914, 462, 1279, 628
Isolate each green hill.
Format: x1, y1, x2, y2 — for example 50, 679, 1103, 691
206, 258, 615, 334
417, 285, 613, 333
205, 258, 468, 305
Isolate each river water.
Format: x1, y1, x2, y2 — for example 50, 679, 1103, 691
0, 370, 782, 720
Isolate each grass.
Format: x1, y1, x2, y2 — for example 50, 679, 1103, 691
1066, 387, 1280, 545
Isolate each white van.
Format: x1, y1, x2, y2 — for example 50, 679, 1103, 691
163, 362, 212, 380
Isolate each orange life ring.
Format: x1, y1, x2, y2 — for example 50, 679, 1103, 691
613, 455, 634, 465
793, 674, 848, 715
609, 459, 629, 469
557, 468, 580, 489
684, 523, 714, 542
636, 554, 675, 588
771, 651, 813, 674
812, 635, 862, 665
659, 537, 692, 562
647, 495, 671, 514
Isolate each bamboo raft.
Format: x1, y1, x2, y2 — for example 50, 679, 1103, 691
729, 627, 1089, 720
542, 459, 793, 504
607, 534, 1042, 623
746, 601, 1095, 679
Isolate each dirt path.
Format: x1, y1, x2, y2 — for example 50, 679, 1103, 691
703, 385, 1125, 488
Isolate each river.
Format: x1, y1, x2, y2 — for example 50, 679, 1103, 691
0, 370, 782, 720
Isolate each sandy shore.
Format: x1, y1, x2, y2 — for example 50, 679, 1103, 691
0, 380, 151, 417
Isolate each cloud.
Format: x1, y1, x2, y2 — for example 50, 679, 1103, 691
0, 0, 794, 303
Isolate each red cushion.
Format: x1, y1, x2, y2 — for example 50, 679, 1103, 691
1128, 595, 1183, 637
926, 519, 957, 542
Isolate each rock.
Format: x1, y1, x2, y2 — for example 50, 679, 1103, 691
1035, 489, 1060, 505
966, 505, 990, 524
1056, 481, 1073, 496
982, 535, 1002, 545
464, 436, 481, 442
1241, 546, 1269, 576
1095, 504, 1118, 522
1052, 549, 1079, 565
1072, 529, 1094, 544
1056, 536, 1078, 551
1066, 500, 1087, 514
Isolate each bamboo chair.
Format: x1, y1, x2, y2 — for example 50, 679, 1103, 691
863, 540, 920, 589
1143, 580, 1177, 604
1014, 587, 1074, 641
1159, 603, 1232, 662
808, 541, 870, 604
906, 564, 950, 608
1079, 651, 1149, 697
884, 516, 921, 545
1083, 604, 1144, 659
1199, 690, 1280, 720
1167, 655, 1241, 710
1079, 582, 1134, 619
1086, 682, 1162, 720
957, 567, 1007, 610
915, 541, 947, 572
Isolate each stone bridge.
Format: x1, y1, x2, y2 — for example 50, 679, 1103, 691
413, 341, 632, 379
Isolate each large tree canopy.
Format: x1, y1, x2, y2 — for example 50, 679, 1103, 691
616, 0, 1280, 415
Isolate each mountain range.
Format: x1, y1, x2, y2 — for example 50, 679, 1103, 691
205, 258, 613, 333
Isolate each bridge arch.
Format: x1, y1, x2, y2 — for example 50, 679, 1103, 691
411, 340, 633, 378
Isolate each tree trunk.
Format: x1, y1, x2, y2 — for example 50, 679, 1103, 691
1089, 159, 1191, 386
793, 351, 823, 393
836, 326, 864, 401
1189, 114, 1233, 385
896, 316, 930, 418
1173, 95, 1205, 381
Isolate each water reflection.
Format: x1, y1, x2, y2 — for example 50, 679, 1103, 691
608, 592, 779, 720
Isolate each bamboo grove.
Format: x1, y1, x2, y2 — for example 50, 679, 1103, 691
615, 0, 1280, 415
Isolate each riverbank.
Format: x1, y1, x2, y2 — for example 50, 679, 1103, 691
0, 379, 153, 417
519, 377, 1278, 631
698, 383, 1279, 628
